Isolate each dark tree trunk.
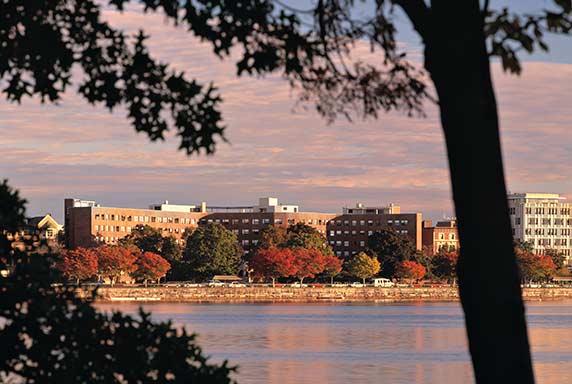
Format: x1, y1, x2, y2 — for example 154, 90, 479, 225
424, 2, 535, 383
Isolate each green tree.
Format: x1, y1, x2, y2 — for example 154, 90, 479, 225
367, 229, 417, 278
120, 224, 183, 262
6, 1, 572, 381
0, 180, 234, 383
346, 252, 381, 285
432, 251, 460, 285
285, 223, 333, 255
184, 223, 243, 279
257, 225, 289, 250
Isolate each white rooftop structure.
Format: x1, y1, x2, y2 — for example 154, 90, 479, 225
253, 197, 299, 213
149, 200, 207, 213
343, 202, 401, 215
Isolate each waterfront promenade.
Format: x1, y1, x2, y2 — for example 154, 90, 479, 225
84, 286, 572, 303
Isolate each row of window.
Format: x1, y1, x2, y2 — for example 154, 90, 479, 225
94, 213, 196, 225
525, 218, 572, 226
519, 207, 571, 215
530, 238, 569, 246
328, 229, 409, 237
523, 228, 571, 236
330, 240, 366, 247
437, 233, 456, 240
331, 219, 409, 227
94, 225, 187, 235
95, 236, 185, 245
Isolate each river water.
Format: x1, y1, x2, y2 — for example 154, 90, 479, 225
96, 301, 572, 384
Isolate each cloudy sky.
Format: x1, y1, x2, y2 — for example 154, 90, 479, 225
1, 2, 571, 223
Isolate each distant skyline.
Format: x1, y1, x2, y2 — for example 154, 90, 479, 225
1, 4, 571, 223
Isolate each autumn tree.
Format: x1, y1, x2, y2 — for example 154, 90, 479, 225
323, 254, 344, 285
55, 247, 98, 285
346, 252, 381, 285
251, 247, 297, 287
432, 251, 459, 285
516, 253, 557, 284
544, 249, 566, 271
132, 251, 171, 286
396, 260, 426, 281
292, 249, 328, 284
184, 223, 243, 279
6, 1, 572, 381
94, 245, 137, 285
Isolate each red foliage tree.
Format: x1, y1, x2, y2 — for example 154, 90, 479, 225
516, 252, 556, 283
432, 252, 459, 284
396, 260, 426, 281
323, 254, 343, 285
94, 246, 137, 285
56, 247, 98, 284
251, 247, 297, 286
292, 249, 327, 284
132, 251, 171, 286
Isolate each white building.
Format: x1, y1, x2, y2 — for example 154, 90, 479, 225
508, 193, 572, 263
253, 197, 299, 213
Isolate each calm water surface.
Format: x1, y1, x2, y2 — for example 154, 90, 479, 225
96, 301, 572, 384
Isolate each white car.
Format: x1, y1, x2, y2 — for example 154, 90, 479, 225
350, 282, 365, 288
228, 281, 247, 288
207, 280, 225, 287
290, 282, 308, 288
373, 278, 395, 287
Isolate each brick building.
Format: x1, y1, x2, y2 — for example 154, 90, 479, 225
327, 203, 422, 258
422, 219, 459, 255
64, 197, 423, 258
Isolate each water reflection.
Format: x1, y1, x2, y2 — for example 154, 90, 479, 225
96, 301, 572, 384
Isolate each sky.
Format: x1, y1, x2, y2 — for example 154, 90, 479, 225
1, 2, 571, 223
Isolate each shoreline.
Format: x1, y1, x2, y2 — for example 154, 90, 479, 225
82, 286, 572, 304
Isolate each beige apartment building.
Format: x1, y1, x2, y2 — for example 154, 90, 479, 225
65, 197, 423, 258
508, 193, 572, 263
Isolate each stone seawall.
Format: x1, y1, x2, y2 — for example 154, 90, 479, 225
82, 286, 572, 303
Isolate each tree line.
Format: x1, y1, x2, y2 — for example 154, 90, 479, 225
56, 222, 568, 286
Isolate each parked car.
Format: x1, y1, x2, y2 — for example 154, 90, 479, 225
228, 281, 247, 288
207, 280, 225, 287
350, 282, 365, 288
290, 282, 308, 288
331, 282, 349, 287
182, 282, 200, 287
372, 278, 394, 287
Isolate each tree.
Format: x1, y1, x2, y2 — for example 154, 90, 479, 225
367, 229, 417, 277
251, 247, 297, 287
396, 260, 426, 281
323, 254, 344, 285
0, 180, 235, 383
516, 252, 557, 283
292, 249, 327, 284
285, 223, 334, 255
544, 249, 566, 271
94, 245, 137, 285
432, 251, 459, 285
346, 252, 381, 285
132, 251, 171, 286
184, 223, 243, 279
5, 2, 572, 381
257, 225, 289, 250
56, 247, 98, 285
120, 224, 183, 262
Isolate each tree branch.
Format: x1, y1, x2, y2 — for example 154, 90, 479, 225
393, 0, 432, 40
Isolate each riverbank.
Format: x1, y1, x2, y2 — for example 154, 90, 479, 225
82, 286, 572, 303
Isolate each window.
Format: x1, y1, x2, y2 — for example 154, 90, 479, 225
352, 220, 357, 226
275, 218, 283, 224
262, 218, 271, 224
174, 218, 179, 224
449, 233, 455, 240
242, 240, 250, 246
336, 230, 342, 235
127, 227, 131, 232
134, 216, 139, 222
336, 241, 342, 246
232, 229, 239, 235
95, 214, 101, 220
439, 233, 445, 240
252, 228, 260, 234
242, 229, 250, 235
252, 219, 260, 225
232, 219, 239, 225
215, 219, 221, 224
515, 217, 521, 225
359, 241, 365, 247
368, 231, 373, 236
329, 230, 335, 236
343, 241, 349, 247
252, 240, 259, 245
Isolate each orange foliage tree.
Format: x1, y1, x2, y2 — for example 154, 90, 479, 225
323, 254, 343, 285
292, 249, 327, 284
396, 260, 426, 281
56, 247, 98, 284
516, 252, 556, 283
251, 247, 297, 287
132, 251, 171, 286
94, 246, 137, 285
